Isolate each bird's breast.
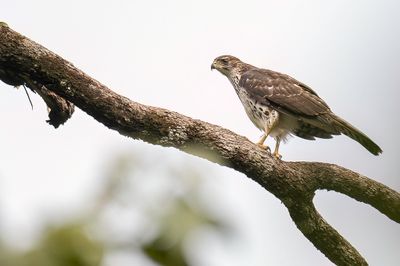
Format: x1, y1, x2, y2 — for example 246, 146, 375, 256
235, 87, 273, 130
235, 86, 299, 141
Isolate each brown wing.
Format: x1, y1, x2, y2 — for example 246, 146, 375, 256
238, 68, 331, 117
238, 68, 341, 138
237, 67, 382, 154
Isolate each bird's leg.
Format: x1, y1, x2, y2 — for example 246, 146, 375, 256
257, 113, 280, 152
257, 134, 268, 146
273, 138, 282, 159
257, 127, 271, 152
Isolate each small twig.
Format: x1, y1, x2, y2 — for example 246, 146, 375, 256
23, 85, 34, 109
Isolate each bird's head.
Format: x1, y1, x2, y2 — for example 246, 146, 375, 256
211, 55, 243, 76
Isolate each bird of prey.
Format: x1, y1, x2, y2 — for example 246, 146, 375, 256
211, 55, 382, 158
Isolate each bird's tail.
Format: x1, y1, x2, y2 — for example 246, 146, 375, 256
329, 114, 382, 155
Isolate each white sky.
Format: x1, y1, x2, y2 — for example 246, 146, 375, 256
1, 1, 399, 265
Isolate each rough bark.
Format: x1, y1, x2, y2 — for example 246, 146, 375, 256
0, 23, 398, 265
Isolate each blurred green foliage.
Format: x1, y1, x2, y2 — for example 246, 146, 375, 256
0, 225, 102, 266
0, 152, 234, 266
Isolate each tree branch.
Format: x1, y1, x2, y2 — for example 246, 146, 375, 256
288, 162, 400, 223
287, 199, 367, 266
0, 23, 398, 265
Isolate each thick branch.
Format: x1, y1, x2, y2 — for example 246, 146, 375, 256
0, 23, 398, 265
287, 200, 367, 265
288, 162, 400, 223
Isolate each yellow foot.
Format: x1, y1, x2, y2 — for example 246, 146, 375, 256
257, 143, 271, 153
273, 152, 282, 160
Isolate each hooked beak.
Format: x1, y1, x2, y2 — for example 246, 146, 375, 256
211, 61, 216, 71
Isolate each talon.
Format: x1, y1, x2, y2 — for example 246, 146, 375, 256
266, 146, 271, 153
257, 143, 271, 152
273, 152, 282, 160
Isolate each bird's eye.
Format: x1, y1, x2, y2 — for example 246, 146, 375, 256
220, 58, 228, 64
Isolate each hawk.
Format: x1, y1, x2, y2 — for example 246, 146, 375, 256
211, 55, 382, 158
